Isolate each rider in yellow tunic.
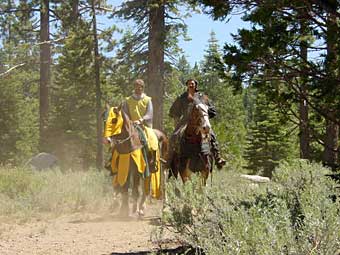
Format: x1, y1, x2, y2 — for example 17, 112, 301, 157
122, 79, 161, 198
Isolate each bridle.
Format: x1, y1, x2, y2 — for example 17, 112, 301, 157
187, 101, 211, 136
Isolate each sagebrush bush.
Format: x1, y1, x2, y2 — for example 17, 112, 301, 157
0, 166, 116, 219
162, 160, 340, 255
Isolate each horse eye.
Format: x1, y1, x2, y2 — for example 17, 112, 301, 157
112, 118, 118, 124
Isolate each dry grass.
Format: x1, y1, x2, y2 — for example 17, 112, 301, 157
0, 166, 116, 221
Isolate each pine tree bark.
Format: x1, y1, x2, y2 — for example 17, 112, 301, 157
92, 0, 103, 169
322, 4, 339, 169
323, 114, 339, 169
72, 0, 79, 19
147, 0, 165, 129
39, 0, 50, 151
299, 9, 310, 160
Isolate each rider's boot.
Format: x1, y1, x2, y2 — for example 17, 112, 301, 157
210, 131, 226, 170
215, 152, 226, 170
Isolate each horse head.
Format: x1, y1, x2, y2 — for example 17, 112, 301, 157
108, 106, 124, 136
187, 95, 211, 137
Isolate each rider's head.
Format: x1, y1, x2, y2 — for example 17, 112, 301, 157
134, 79, 145, 95
185, 79, 198, 92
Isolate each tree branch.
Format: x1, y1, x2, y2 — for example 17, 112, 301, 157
0, 63, 26, 77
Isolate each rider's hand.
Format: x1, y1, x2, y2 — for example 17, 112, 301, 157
133, 119, 143, 125
103, 137, 111, 144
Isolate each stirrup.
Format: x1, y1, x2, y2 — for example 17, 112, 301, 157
216, 158, 226, 169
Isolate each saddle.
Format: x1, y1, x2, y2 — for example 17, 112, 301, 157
135, 125, 159, 174
173, 124, 211, 173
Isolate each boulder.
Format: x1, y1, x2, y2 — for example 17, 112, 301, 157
25, 152, 58, 170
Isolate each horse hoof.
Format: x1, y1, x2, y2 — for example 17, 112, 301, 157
138, 209, 145, 217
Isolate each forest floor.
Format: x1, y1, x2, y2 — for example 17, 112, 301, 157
0, 201, 181, 255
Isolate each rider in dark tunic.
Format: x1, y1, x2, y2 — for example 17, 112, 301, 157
168, 79, 226, 169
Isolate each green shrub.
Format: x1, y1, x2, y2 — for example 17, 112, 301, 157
162, 160, 340, 255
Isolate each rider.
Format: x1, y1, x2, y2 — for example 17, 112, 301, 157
122, 79, 153, 128
168, 78, 226, 169
122, 79, 158, 172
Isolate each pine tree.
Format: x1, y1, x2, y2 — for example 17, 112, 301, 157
245, 88, 298, 177
49, 21, 96, 169
197, 0, 340, 167
0, 1, 40, 164
200, 31, 247, 168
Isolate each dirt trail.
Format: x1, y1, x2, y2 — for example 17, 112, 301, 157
0, 202, 179, 255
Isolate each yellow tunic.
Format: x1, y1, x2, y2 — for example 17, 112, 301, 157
126, 95, 151, 121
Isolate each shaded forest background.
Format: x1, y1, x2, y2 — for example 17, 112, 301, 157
1, 0, 339, 177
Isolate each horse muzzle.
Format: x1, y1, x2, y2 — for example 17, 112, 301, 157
201, 125, 210, 134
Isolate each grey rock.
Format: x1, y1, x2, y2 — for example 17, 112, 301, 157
25, 152, 58, 170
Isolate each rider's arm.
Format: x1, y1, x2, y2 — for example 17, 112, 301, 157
142, 99, 153, 127
121, 101, 130, 117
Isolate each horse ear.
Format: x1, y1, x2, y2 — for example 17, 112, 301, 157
105, 102, 111, 110
202, 94, 209, 104
117, 103, 122, 111
113, 107, 119, 114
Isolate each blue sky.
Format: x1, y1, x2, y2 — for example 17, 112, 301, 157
178, 13, 247, 65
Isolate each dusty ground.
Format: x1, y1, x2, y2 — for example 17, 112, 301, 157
0, 201, 180, 255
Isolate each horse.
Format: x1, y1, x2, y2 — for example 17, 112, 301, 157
169, 95, 213, 186
103, 105, 168, 216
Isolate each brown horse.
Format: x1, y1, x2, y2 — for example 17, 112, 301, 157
169, 95, 213, 185
103, 106, 168, 216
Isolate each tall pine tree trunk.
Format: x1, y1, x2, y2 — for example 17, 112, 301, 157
299, 9, 310, 159
92, 0, 103, 169
39, 0, 50, 151
323, 5, 339, 169
323, 114, 339, 169
147, 0, 165, 129
72, 0, 79, 19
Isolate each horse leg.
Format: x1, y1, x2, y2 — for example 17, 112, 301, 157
201, 169, 209, 186
180, 159, 192, 183
131, 162, 140, 215
139, 183, 147, 217
200, 155, 212, 187
119, 184, 129, 216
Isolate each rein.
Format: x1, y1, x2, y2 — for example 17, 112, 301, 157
112, 134, 132, 145
112, 118, 134, 146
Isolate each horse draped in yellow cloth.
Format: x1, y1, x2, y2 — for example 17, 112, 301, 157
104, 106, 168, 216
